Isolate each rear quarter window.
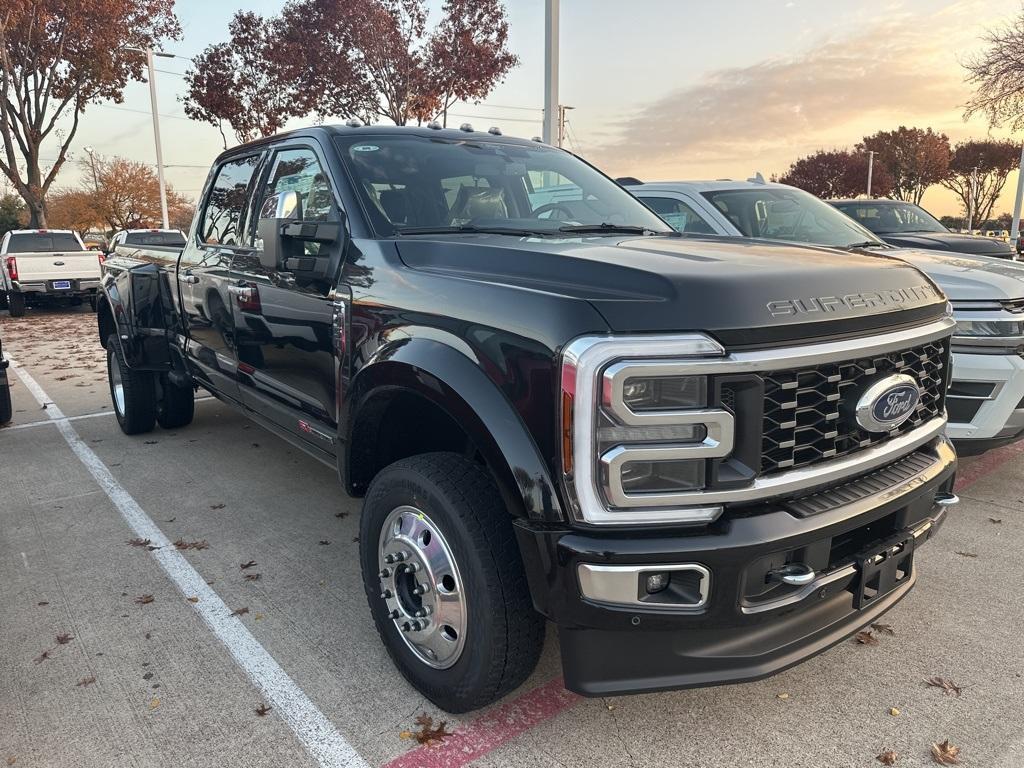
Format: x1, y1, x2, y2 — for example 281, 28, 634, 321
124, 232, 187, 247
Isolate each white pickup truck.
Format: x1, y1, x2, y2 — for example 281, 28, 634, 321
1, 229, 102, 317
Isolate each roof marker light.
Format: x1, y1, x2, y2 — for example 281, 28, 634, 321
487, 126, 502, 136
459, 123, 473, 132
345, 117, 363, 128
426, 120, 443, 130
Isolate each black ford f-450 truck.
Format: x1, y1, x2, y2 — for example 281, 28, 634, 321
97, 124, 958, 713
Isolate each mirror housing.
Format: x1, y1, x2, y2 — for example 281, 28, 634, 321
256, 191, 343, 276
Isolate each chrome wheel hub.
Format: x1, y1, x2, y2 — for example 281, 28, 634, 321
377, 505, 467, 669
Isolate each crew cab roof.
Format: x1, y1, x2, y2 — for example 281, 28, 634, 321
213, 123, 545, 162
8, 228, 78, 235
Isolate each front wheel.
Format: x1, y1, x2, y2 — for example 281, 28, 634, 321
106, 334, 156, 435
360, 453, 545, 713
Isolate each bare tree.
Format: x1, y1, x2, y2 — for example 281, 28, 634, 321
964, 10, 1024, 130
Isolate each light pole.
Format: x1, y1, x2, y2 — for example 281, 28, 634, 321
557, 104, 574, 149
543, 0, 559, 145
125, 47, 176, 229
866, 150, 875, 197
967, 165, 978, 233
1011, 144, 1024, 259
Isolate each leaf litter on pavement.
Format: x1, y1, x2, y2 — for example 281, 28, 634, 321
399, 713, 452, 747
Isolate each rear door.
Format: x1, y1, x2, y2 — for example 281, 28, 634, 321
228, 141, 345, 454
177, 153, 265, 402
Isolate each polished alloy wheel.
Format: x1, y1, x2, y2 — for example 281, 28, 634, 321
377, 505, 467, 669
110, 352, 125, 415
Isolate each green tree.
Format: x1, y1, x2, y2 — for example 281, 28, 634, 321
0, 192, 25, 236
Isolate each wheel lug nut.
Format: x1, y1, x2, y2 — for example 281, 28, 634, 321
401, 622, 411, 632
408, 562, 420, 573
384, 554, 395, 564
411, 620, 422, 631
394, 551, 407, 562
390, 610, 400, 619
381, 589, 392, 599
379, 568, 390, 578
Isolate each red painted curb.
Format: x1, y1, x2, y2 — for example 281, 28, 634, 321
955, 440, 1024, 490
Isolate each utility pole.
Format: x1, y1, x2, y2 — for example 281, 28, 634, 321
543, 0, 559, 145
125, 47, 176, 229
967, 165, 978, 233
557, 105, 574, 148
83, 146, 100, 195
866, 151, 875, 197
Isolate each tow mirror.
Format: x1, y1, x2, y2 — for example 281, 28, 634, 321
256, 191, 342, 277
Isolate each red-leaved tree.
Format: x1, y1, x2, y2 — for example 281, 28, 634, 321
183, 11, 302, 147
777, 149, 894, 199
857, 127, 951, 205
940, 139, 1020, 224
0, 0, 181, 226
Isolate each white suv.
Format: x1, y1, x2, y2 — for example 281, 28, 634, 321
625, 178, 1024, 454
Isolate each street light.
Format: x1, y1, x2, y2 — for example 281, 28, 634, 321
124, 47, 178, 229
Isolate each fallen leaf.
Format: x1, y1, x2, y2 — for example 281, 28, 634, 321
143, 440, 158, 445
889, 707, 900, 716
37, 601, 49, 606
6, 756, 15, 766
173, 539, 209, 551
144, 632, 152, 640
254, 612, 265, 621
776, 692, 790, 700
931, 739, 960, 765
988, 517, 1002, 524
142, 672, 153, 681
230, 607, 249, 617
925, 677, 962, 697
55, 633, 73, 645
955, 551, 978, 558
135, 594, 155, 605
403, 713, 452, 746
872, 623, 896, 636
33, 650, 51, 664
127, 537, 152, 548
318, 540, 331, 545
76, 676, 96, 688
855, 630, 879, 645
187, 596, 199, 603
210, 503, 225, 510
244, 573, 261, 582
164, 518, 176, 523
240, 560, 257, 570
334, 512, 348, 519
251, 442, 260, 448
255, 703, 272, 716
877, 749, 898, 765
148, 698, 160, 710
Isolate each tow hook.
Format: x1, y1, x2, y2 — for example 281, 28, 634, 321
767, 563, 816, 586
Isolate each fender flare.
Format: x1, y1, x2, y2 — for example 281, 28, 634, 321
344, 337, 564, 523
96, 264, 172, 371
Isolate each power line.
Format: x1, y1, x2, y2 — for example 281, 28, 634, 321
92, 103, 192, 121
447, 113, 540, 124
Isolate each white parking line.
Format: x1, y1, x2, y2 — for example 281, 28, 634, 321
3, 397, 217, 431
6, 357, 370, 768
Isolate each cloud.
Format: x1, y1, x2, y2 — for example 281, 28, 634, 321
587, 7, 986, 180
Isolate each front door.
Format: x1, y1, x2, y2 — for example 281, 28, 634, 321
178, 153, 264, 401
229, 143, 345, 455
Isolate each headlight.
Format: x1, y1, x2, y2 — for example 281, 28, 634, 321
561, 334, 733, 525
954, 319, 1024, 338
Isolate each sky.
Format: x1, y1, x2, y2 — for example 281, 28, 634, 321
36, 0, 1024, 218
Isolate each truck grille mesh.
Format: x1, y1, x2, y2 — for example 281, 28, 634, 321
760, 339, 948, 474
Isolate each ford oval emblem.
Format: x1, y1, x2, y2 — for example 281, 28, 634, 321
855, 374, 921, 433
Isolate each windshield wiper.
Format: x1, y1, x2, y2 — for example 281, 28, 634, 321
556, 223, 662, 235
396, 225, 554, 237
846, 240, 891, 250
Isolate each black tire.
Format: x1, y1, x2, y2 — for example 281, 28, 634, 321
106, 334, 156, 435
0, 381, 12, 424
8, 292, 25, 317
156, 375, 195, 429
0, 292, 8, 311
360, 452, 545, 713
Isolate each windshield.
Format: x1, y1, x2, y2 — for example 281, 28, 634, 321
831, 201, 947, 235
335, 135, 671, 237
6, 232, 84, 253
700, 187, 883, 248
124, 231, 187, 247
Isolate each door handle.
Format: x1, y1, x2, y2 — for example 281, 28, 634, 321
178, 272, 199, 284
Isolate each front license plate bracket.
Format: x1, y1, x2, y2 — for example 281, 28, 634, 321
853, 532, 915, 610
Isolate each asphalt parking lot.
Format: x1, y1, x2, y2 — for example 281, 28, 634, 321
2, 307, 1023, 768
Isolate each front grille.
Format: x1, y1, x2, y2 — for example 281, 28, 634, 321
760, 339, 948, 474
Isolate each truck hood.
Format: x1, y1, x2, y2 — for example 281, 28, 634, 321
873, 247, 1024, 302
880, 232, 1015, 258
395, 234, 946, 346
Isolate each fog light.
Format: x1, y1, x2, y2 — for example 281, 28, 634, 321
645, 572, 670, 594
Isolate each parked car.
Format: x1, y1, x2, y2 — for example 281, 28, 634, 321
829, 199, 1016, 259
0, 332, 11, 424
626, 179, 1024, 454
1, 229, 103, 316
98, 124, 957, 713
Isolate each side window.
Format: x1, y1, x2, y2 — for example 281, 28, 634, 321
200, 155, 261, 247
261, 148, 336, 255
640, 196, 715, 234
